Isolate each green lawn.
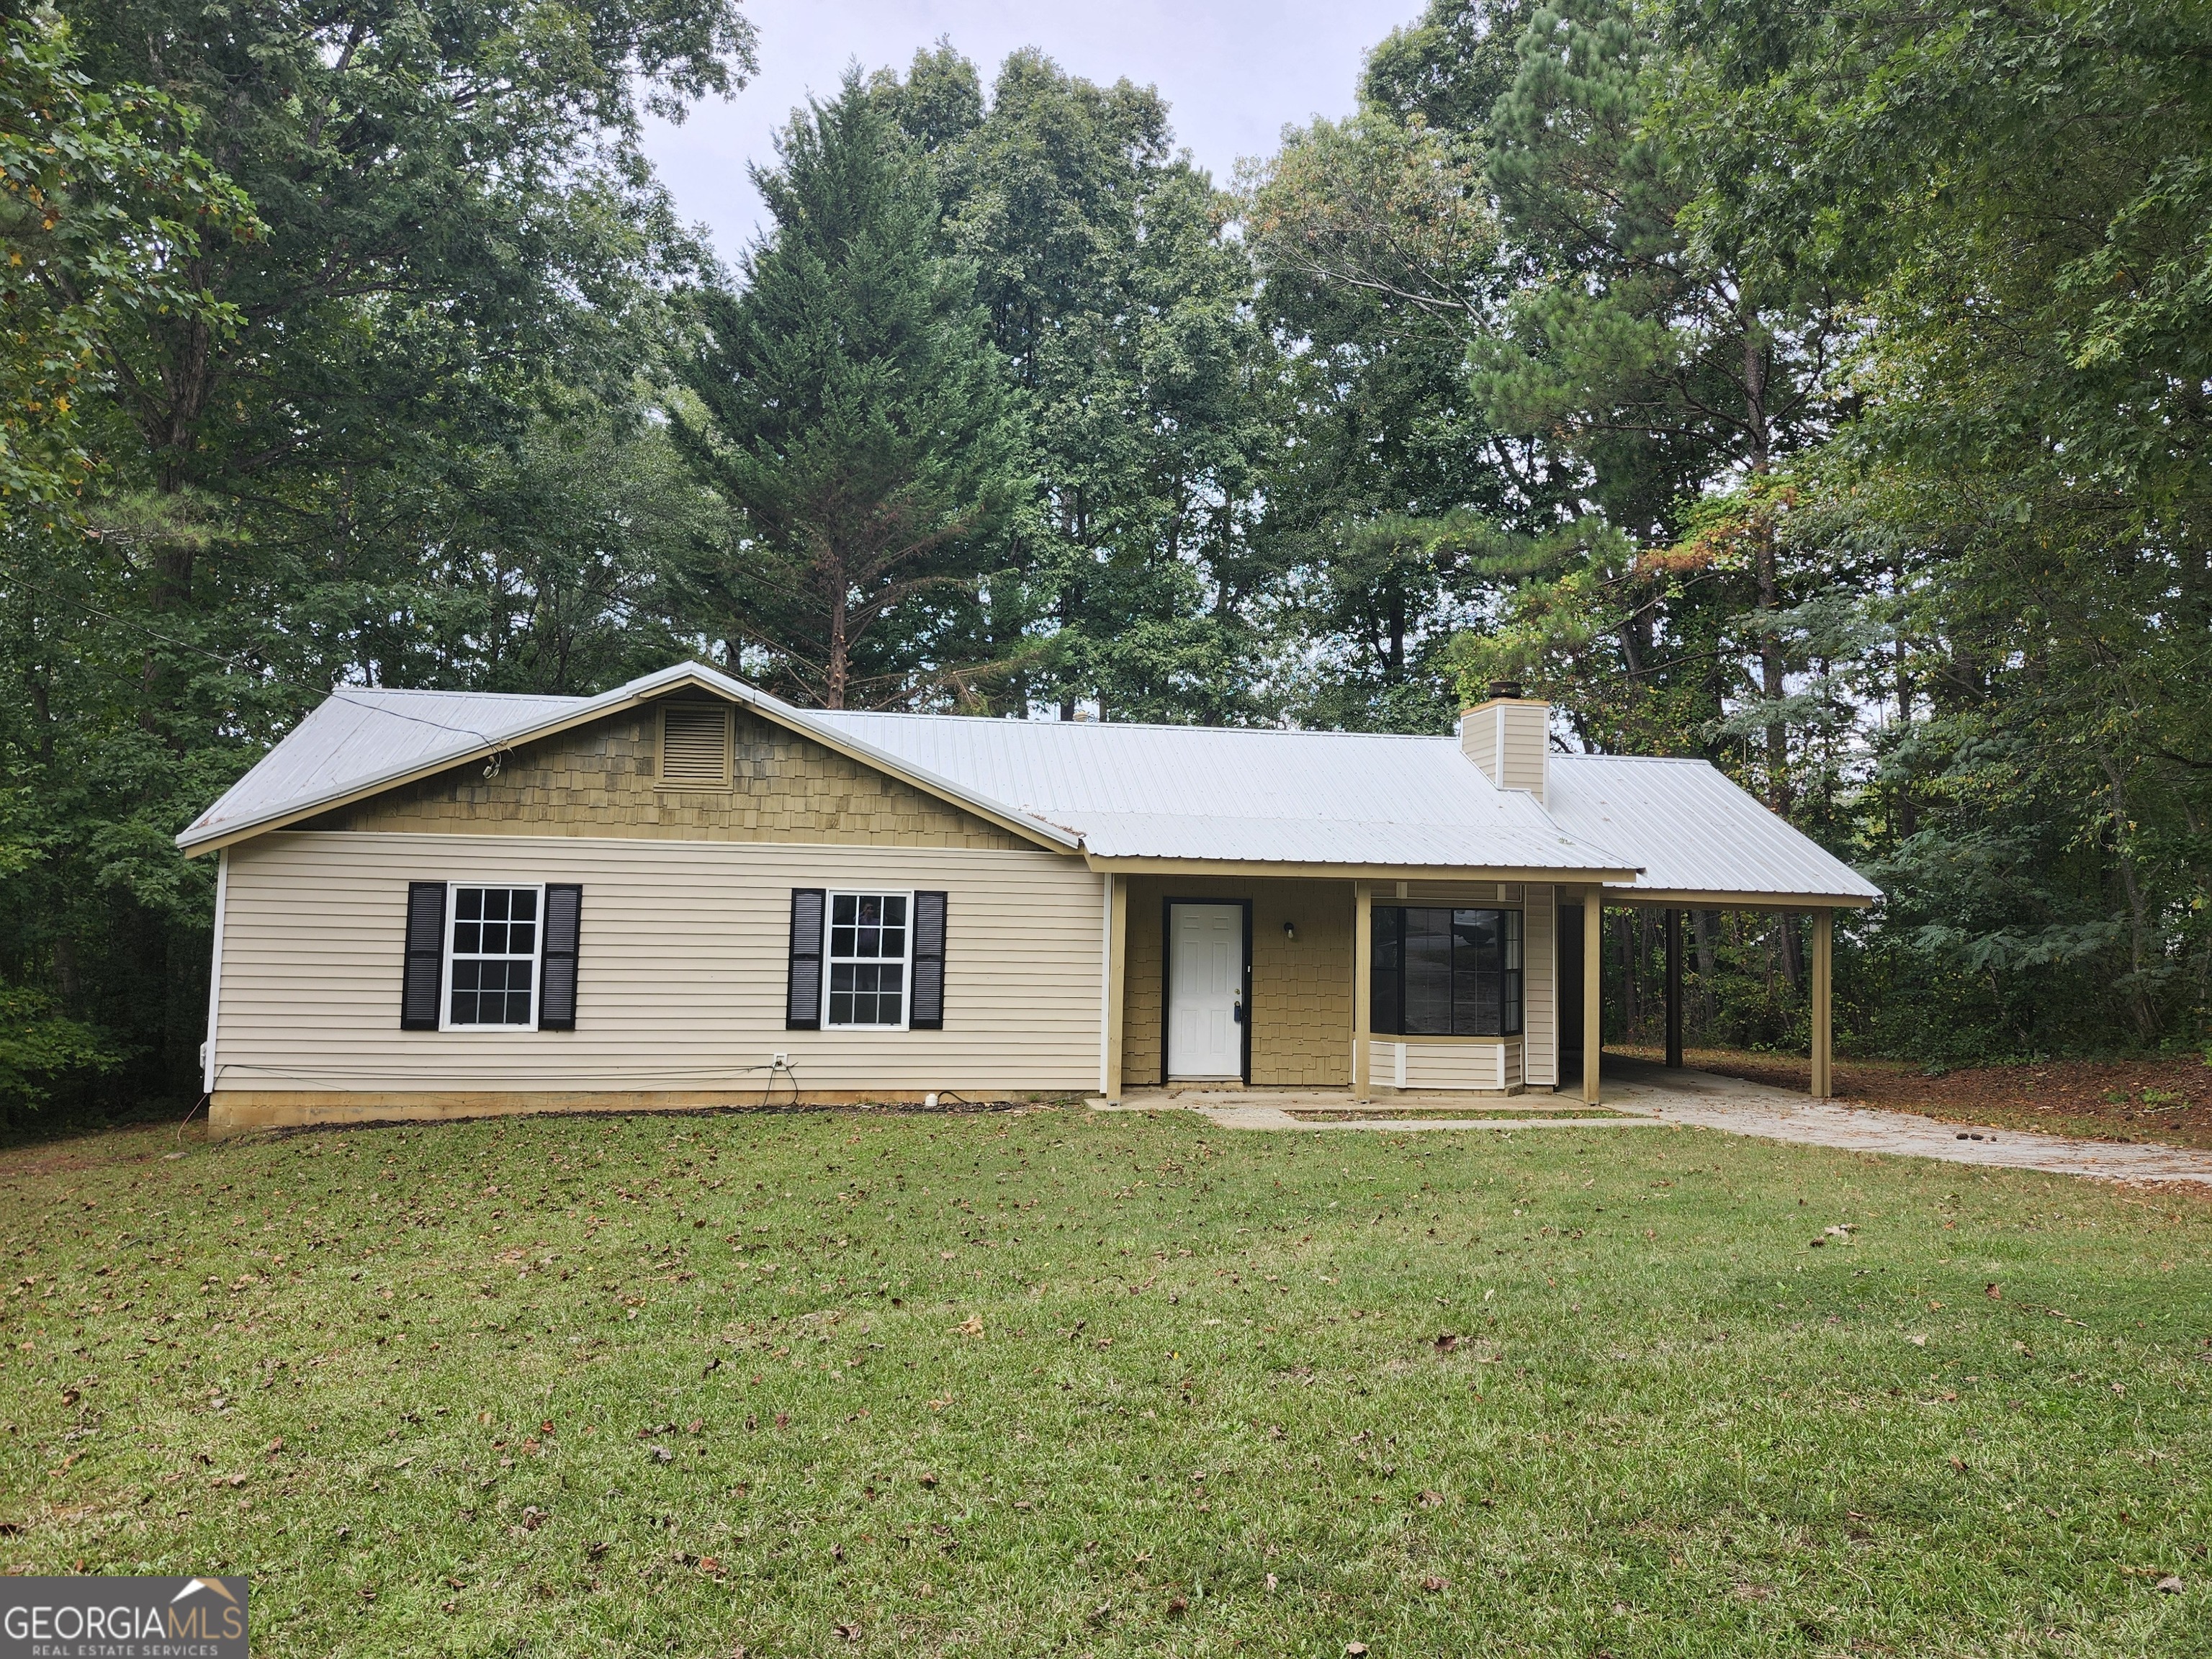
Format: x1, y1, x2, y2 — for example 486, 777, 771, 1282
1, 1105, 2208, 1656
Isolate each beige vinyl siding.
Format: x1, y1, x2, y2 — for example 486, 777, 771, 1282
1523, 883, 1556, 1086
1402, 881, 1521, 905
1371, 1038, 1519, 1092
1460, 713, 1498, 784
1457, 701, 1548, 800
214, 832, 1100, 1096
1498, 706, 1547, 798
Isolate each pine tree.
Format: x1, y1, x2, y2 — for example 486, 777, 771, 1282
675, 73, 1025, 709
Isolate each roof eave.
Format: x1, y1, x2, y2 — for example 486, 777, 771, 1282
1599, 884, 1881, 909
1082, 855, 1643, 882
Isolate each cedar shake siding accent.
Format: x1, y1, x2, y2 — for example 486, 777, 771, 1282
302, 697, 1027, 851
1117, 876, 1355, 1089
208, 832, 1099, 1130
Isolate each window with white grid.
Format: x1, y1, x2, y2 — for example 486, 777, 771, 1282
445, 884, 541, 1028
825, 891, 909, 1028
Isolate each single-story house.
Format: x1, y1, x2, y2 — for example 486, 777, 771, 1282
178, 661, 1879, 1136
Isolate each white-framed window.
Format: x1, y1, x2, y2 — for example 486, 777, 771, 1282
824, 890, 911, 1030
444, 883, 543, 1030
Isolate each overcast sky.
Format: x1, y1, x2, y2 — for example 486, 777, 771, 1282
640, 0, 1429, 266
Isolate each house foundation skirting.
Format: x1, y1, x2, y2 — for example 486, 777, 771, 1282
207, 1087, 1038, 1138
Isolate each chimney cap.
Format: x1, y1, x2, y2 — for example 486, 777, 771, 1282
1487, 679, 1525, 701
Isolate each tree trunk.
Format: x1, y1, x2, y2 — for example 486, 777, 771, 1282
824, 561, 850, 710
1694, 909, 1717, 1028
1743, 332, 1789, 814
2097, 753, 2159, 1038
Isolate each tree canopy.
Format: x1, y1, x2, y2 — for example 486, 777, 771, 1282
3, 0, 2208, 1114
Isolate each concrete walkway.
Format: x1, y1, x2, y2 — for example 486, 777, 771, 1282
1092, 1058, 2212, 1186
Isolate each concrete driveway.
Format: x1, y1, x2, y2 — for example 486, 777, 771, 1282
1094, 1058, 2212, 1186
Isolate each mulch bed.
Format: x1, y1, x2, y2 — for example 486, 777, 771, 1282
1624, 1045, 2212, 1152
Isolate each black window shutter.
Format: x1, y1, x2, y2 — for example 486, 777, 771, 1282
401, 881, 447, 1030
786, 889, 825, 1030
539, 884, 582, 1030
910, 891, 948, 1029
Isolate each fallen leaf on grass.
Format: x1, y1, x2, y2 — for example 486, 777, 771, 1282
834, 1622, 860, 1640
1346, 1644, 1369, 1656
1421, 1575, 1448, 1592
647, 1445, 673, 1464
1948, 1457, 1969, 1474
953, 1314, 984, 1338
1418, 1491, 1444, 1508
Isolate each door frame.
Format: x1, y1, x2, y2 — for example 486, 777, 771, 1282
1161, 897, 1253, 1085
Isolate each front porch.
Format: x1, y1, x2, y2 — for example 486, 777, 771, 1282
1099, 873, 1842, 1107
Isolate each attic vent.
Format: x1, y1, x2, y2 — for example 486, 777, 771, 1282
659, 702, 732, 786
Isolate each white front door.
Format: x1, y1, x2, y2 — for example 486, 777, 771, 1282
1168, 903, 1244, 1080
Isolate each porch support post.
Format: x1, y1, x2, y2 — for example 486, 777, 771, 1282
1663, 907, 1683, 1069
1581, 887, 1604, 1105
1811, 907, 1833, 1099
1104, 875, 1128, 1104
1352, 880, 1372, 1102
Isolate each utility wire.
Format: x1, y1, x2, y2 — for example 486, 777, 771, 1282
1, 562, 513, 750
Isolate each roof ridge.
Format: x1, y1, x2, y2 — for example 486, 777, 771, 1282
819, 709, 1460, 741
1552, 752, 1711, 764
328, 687, 588, 702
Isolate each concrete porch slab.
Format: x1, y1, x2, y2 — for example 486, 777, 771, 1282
1088, 1087, 1663, 1134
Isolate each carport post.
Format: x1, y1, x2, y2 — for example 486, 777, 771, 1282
1811, 908, 1833, 1099
1581, 889, 1603, 1105
1663, 908, 1683, 1069
1352, 881, 1373, 1102
1104, 876, 1128, 1104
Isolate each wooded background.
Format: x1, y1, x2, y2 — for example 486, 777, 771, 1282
5, 0, 2208, 1115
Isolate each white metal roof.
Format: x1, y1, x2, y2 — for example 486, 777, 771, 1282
1545, 754, 1881, 902
811, 711, 1627, 870
180, 688, 585, 850
177, 662, 1880, 902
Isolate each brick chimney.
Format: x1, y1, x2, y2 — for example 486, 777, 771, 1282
1459, 680, 1550, 804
